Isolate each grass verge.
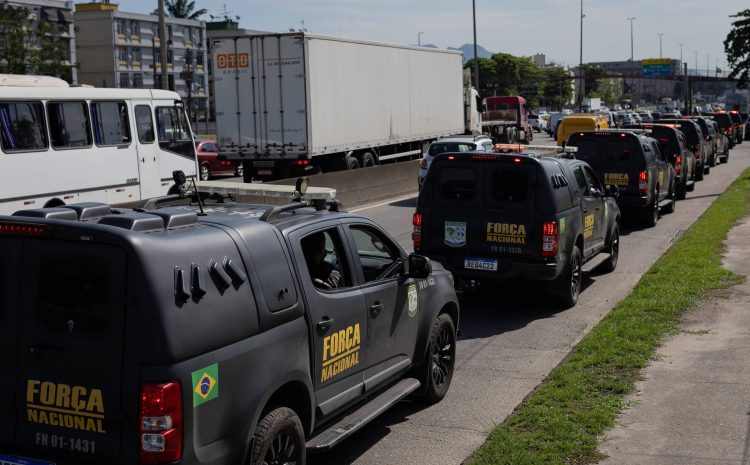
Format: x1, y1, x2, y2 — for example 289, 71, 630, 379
468, 167, 750, 465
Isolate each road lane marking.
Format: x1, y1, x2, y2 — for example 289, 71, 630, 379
350, 193, 418, 213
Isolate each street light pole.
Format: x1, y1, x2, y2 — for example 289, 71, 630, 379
417, 31, 425, 46
694, 50, 698, 76
579, 0, 585, 109
158, 0, 169, 90
627, 17, 635, 61
678, 43, 684, 74
472, 0, 478, 92
658, 33, 663, 59
706, 53, 710, 78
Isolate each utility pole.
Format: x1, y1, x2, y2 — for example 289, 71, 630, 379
158, 0, 169, 90
706, 53, 710, 78
678, 43, 684, 74
579, 0, 585, 109
658, 33, 663, 59
417, 31, 424, 46
627, 17, 635, 61
472, 0, 479, 93
694, 51, 698, 77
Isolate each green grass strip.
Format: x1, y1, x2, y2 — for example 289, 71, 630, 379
468, 167, 750, 465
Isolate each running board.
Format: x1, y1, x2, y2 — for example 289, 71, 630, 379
306, 378, 421, 453
685, 179, 695, 188
658, 198, 673, 209
582, 253, 611, 273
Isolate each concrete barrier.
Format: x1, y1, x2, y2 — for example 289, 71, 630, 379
270, 160, 419, 208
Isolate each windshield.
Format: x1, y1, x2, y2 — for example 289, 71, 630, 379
429, 142, 476, 156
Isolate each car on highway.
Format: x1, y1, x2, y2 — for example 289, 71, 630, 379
624, 123, 696, 199
729, 111, 745, 144
638, 111, 654, 123
656, 118, 710, 180
413, 150, 621, 307
529, 114, 548, 132
711, 111, 736, 151
556, 114, 609, 146
707, 119, 730, 161
0, 179, 459, 465
418, 134, 494, 189
618, 111, 635, 126
196, 139, 243, 181
566, 129, 677, 226
685, 116, 718, 167
548, 112, 565, 137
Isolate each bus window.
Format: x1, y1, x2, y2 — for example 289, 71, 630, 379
0, 101, 48, 152
135, 105, 155, 143
48, 101, 92, 149
91, 101, 131, 146
156, 105, 195, 159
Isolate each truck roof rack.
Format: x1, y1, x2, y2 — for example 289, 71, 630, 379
259, 198, 344, 223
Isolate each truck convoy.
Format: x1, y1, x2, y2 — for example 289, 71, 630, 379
212, 31, 529, 181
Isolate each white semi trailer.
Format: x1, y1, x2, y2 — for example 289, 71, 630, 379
212, 32, 466, 181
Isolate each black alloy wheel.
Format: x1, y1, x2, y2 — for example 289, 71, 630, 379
249, 407, 305, 465
420, 313, 456, 404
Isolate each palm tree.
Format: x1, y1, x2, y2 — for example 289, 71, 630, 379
165, 0, 207, 20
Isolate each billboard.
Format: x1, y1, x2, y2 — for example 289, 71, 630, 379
642, 58, 672, 77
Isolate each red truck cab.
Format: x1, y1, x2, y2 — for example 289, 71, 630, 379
482, 96, 533, 144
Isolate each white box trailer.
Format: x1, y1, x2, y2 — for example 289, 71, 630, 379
212, 32, 465, 180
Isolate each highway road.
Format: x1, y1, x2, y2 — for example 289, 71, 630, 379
308, 135, 750, 465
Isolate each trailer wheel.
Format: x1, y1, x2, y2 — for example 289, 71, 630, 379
358, 152, 375, 168
346, 156, 360, 170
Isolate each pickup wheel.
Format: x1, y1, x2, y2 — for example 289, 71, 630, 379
695, 162, 704, 181
248, 407, 305, 465
641, 190, 659, 227
662, 181, 676, 214
600, 224, 619, 273
551, 246, 582, 308
417, 313, 456, 404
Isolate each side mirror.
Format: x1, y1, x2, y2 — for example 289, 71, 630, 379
605, 184, 620, 198
405, 254, 431, 279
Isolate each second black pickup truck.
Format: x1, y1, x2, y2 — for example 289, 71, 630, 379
413, 151, 621, 307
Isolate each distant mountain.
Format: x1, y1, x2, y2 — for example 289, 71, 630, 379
449, 44, 494, 63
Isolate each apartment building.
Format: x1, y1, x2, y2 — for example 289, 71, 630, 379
0, 0, 77, 84
74, 2, 208, 121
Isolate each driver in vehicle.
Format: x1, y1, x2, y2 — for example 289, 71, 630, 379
303, 232, 342, 289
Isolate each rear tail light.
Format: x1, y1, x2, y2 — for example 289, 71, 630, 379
140, 382, 182, 464
0, 223, 52, 238
638, 170, 648, 193
675, 155, 681, 174
296, 159, 310, 166
419, 158, 428, 169
412, 213, 423, 249
541, 221, 558, 257
220, 160, 232, 167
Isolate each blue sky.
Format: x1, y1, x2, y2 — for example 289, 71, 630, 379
120, 0, 746, 71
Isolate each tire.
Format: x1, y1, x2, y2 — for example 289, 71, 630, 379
695, 162, 704, 181
600, 223, 620, 273
199, 164, 210, 181
357, 152, 375, 168
416, 313, 456, 404
248, 407, 306, 465
551, 246, 582, 308
641, 191, 659, 227
346, 155, 360, 170
662, 182, 676, 214
710, 153, 717, 167
235, 163, 244, 178
704, 163, 710, 175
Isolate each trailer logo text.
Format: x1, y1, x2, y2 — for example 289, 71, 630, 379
217, 53, 249, 69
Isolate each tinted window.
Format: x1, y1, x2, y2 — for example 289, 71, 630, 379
48, 101, 91, 148
156, 106, 191, 142
349, 226, 400, 283
573, 166, 588, 194
606, 140, 636, 162
654, 133, 679, 160
429, 142, 476, 156
302, 229, 350, 290
439, 167, 476, 201
38, 257, 109, 334
91, 101, 131, 145
0, 101, 48, 152
570, 139, 598, 163
489, 166, 529, 203
135, 105, 155, 143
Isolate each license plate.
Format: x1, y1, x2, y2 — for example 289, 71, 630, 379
257, 169, 273, 176
254, 161, 275, 168
464, 258, 498, 271
0, 454, 55, 465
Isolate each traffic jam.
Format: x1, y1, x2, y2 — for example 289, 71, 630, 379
1, 10, 749, 465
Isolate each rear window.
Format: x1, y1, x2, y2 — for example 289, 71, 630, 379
654, 133, 679, 159
488, 166, 529, 203
439, 166, 476, 201
429, 142, 476, 156
37, 257, 110, 334
570, 139, 598, 163
713, 114, 732, 128
606, 139, 636, 162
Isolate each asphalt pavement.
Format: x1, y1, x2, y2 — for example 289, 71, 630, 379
308, 136, 750, 465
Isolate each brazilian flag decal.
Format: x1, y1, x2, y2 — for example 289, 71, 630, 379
191, 363, 219, 407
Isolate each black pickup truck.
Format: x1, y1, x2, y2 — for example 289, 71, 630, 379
413, 151, 621, 307
0, 181, 459, 465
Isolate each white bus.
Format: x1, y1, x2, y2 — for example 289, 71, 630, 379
0, 75, 198, 215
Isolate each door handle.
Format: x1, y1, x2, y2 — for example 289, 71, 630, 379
370, 302, 383, 317
29, 344, 63, 357
317, 317, 334, 332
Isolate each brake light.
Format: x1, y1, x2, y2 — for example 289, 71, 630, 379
447, 155, 455, 160
675, 155, 681, 174
412, 213, 423, 249
541, 221, 558, 257
220, 160, 232, 166
514, 157, 521, 163
638, 170, 648, 193
140, 382, 182, 464
295, 159, 310, 166
0, 223, 52, 238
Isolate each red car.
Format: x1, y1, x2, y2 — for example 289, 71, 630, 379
196, 140, 243, 180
